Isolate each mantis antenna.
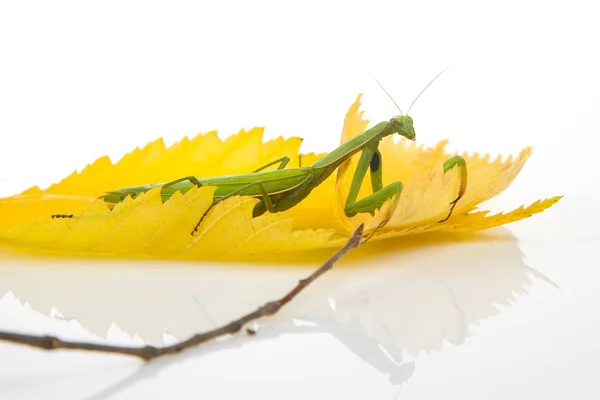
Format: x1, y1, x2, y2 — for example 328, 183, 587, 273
372, 75, 404, 115
406, 68, 450, 115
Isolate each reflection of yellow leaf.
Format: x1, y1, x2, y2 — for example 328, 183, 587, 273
0, 96, 560, 260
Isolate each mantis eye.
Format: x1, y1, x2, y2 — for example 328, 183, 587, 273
390, 116, 404, 128
391, 116, 415, 141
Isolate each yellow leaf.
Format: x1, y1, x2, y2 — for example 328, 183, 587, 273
332, 95, 560, 241
1, 187, 332, 260
0, 193, 97, 233
0, 95, 561, 260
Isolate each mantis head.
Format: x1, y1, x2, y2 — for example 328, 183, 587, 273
375, 68, 449, 143
390, 115, 415, 141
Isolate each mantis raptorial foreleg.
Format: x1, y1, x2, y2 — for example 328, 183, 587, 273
438, 155, 468, 223
342, 145, 404, 243
363, 149, 404, 231
344, 144, 404, 216
191, 180, 275, 235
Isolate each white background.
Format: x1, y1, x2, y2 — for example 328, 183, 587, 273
1, 1, 599, 399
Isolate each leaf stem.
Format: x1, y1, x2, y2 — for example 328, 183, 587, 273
0, 224, 364, 361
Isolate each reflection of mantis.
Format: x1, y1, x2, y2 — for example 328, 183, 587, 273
294, 314, 416, 386
55, 74, 468, 236
195, 300, 417, 387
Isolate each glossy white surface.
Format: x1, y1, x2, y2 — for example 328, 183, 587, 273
1, 223, 598, 399
1, 1, 599, 399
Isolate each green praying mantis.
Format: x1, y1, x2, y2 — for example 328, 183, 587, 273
53, 72, 468, 239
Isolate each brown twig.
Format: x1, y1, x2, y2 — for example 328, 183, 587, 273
0, 224, 364, 361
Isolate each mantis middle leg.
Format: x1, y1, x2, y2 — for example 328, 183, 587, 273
191, 180, 276, 235
252, 157, 290, 172
253, 154, 305, 171
161, 176, 203, 189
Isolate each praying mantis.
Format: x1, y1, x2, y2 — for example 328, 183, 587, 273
54, 73, 468, 239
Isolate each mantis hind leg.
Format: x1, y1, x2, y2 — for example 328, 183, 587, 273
191, 181, 275, 236
438, 155, 468, 223
160, 176, 204, 202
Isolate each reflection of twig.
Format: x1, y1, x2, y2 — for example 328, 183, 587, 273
0, 224, 364, 361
